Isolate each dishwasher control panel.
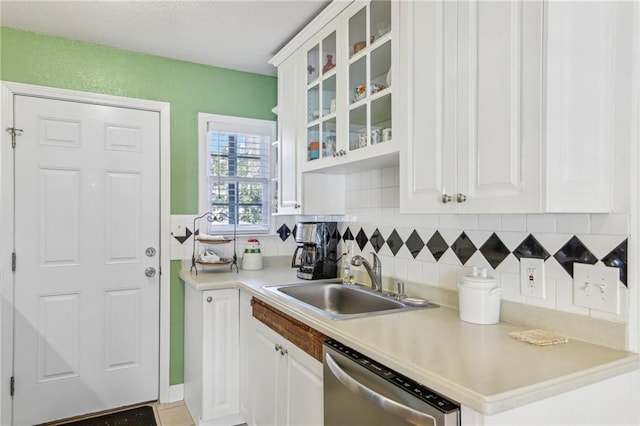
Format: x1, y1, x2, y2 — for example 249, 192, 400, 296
325, 339, 460, 413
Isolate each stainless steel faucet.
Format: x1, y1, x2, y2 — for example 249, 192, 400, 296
351, 252, 382, 292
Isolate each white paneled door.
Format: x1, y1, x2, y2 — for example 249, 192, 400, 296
12, 95, 160, 425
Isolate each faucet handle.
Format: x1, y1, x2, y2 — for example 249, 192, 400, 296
396, 281, 405, 300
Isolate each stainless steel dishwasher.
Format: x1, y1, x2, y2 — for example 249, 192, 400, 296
323, 340, 460, 426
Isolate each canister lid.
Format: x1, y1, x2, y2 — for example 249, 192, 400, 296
460, 267, 497, 287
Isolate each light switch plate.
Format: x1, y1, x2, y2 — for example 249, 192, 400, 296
573, 263, 620, 314
520, 258, 545, 299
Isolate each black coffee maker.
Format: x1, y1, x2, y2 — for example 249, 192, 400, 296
291, 222, 339, 280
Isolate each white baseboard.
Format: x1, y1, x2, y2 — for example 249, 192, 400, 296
167, 384, 184, 403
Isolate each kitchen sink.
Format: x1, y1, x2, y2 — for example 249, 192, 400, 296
264, 281, 436, 320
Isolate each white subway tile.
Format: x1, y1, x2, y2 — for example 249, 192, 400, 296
394, 257, 408, 280
499, 272, 526, 303
556, 214, 590, 234
382, 187, 396, 208
382, 167, 395, 188
437, 263, 458, 291
360, 170, 371, 190
590, 214, 629, 236
457, 214, 479, 230
439, 214, 459, 230
370, 168, 383, 189
407, 260, 423, 283
478, 214, 501, 231
501, 214, 527, 232
422, 261, 439, 285
526, 214, 556, 233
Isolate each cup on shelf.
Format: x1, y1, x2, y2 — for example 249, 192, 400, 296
382, 128, 392, 141
358, 133, 367, 148
371, 129, 382, 145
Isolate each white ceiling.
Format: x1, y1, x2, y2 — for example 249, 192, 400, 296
0, 0, 331, 76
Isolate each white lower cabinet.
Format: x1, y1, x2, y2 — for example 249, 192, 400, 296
184, 287, 242, 426
248, 318, 323, 426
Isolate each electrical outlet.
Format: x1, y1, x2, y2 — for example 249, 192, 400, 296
573, 263, 620, 314
520, 258, 545, 298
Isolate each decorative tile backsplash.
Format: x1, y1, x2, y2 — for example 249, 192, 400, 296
275, 222, 627, 287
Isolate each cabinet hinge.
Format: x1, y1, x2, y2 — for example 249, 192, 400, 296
11, 252, 16, 272
10, 376, 14, 397
5, 127, 23, 149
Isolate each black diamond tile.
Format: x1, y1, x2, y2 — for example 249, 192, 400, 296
386, 229, 404, 256
479, 233, 510, 269
554, 236, 598, 277
173, 227, 193, 244
427, 231, 448, 262
277, 224, 291, 241
602, 239, 627, 287
451, 232, 477, 265
370, 229, 385, 253
405, 230, 425, 259
343, 227, 354, 241
355, 228, 369, 251
332, 228, 342, 242
292, 223, 297, 239
512, 234, 550, 260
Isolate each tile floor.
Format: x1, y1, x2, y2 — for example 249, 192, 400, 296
152, 401, 195, 426
49, 401, 195, 426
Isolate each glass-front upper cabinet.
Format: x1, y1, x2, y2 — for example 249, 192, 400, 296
306, 30, 337, 162
348, 0, 392, 152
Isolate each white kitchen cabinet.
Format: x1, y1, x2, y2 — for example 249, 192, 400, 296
239, 290, 253, 421
400, 0, 622, 214
248, 317, 323, 426
274, 51, 303, 215
274, 50, 346, 215
300, 0, 400, 174
184, 287, 242, 426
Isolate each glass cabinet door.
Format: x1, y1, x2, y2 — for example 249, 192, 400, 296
347, 0, 393, 152
306, 30, 337, 162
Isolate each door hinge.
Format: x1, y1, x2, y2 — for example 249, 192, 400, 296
11, 252, 16, 272
10, 376, 14, 397
5, 127, 23, 148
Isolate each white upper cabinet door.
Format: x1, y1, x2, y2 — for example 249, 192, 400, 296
277, 52, 303, 214
400, 0, 543, 214
457, 0, 543, 213
544, 1, 617, 213
399, 0, 457, 213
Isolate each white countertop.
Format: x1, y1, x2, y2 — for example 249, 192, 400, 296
179, 265, 640, 416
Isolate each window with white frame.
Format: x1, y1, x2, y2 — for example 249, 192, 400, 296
199, 113, 275, 234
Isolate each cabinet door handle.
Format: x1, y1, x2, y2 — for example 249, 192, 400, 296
457, 193, 467, 203
441, 194, 452, 204
294, 203, 301, 209
206, 296, 213, 303
275, 344, 281, 352
280, 347, 288, 356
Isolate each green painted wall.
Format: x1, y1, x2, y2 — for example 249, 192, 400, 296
0, 27, 277, 385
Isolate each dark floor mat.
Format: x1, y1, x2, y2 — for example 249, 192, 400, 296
59, 406, 156, 426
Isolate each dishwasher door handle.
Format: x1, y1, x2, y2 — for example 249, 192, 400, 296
325, 353, 437, 426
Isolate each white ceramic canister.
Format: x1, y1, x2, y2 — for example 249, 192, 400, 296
457, 267, 501, 324
242, 238, 263, 270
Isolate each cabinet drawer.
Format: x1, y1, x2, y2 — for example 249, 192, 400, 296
251, 297, 328, 362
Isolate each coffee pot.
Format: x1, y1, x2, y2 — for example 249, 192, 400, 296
291, 222, 338, 280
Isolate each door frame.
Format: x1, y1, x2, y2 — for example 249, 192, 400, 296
0, 81, 172, 425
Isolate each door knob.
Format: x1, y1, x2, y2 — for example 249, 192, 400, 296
145, 247, 157, 257
145, 267, 156, 277
456, 193, 467, 203
441, 194, 452, 204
